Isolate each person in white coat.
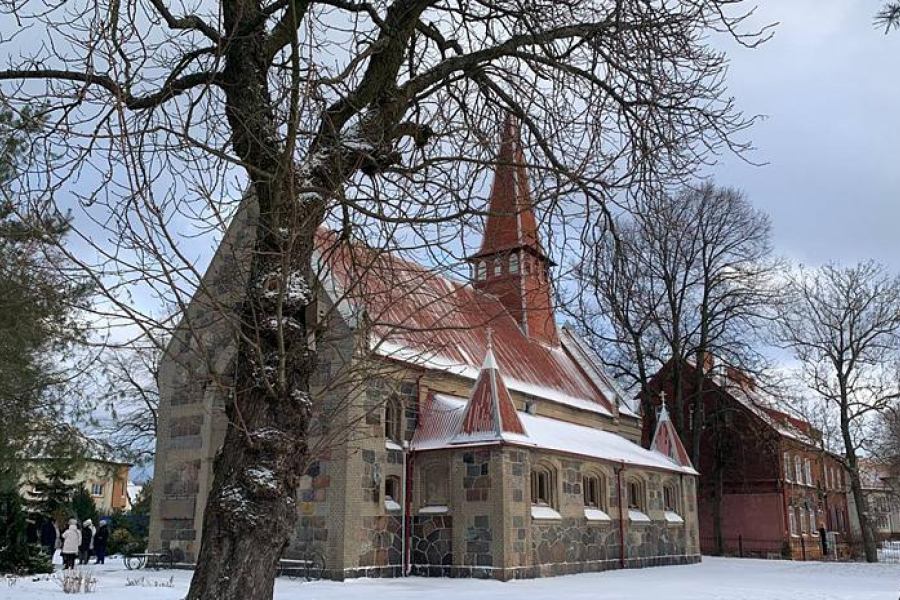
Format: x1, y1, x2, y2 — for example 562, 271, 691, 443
61, 519, 81, 570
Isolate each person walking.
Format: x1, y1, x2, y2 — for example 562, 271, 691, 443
40, 518, 58, 558
78, 519, 93, 565
93, 519, 109, 565
61, 519, 81, 570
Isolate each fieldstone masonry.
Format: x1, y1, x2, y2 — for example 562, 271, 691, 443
410, 516, 453, 577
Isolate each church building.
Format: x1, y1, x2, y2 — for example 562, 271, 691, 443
149, 117, 701, 580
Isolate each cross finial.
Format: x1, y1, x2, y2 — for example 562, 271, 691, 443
486, 327, 494, 349
660, 390, 667, 404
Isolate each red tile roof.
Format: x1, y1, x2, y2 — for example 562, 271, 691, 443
759, 406, 814, 436
317, 230, 615, 416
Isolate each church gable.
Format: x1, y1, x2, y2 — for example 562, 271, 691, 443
457, 340, 527, 441
650, 402, 693, 470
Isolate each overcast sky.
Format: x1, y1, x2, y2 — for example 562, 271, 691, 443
712, 1, 900, 269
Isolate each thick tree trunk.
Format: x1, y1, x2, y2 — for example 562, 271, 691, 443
712, 458, 725, 556
185, 172, 324, 600
185, 1, 327, 598
840, 393, 878, 562
184, 0, 427, 595
690, 355, 707, 469
847, 453, 879, 562
671, 349, 685, 436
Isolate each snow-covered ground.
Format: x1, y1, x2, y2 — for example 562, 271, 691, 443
2, 557, 896, 600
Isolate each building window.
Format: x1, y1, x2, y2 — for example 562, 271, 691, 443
422, 464, 449, 506
805, 459, 812, 487
384, 475, 401, 512
384, 396, 402, 442
663, 484, 679, 512
531, 466, 556, 507
493, 258, 502, 276
477, 261, 487, 280
795, 456, 803, 484
789, 507, 798, 536
799, 507, 808, 534
784, 453, 792, 483
627, 479, 645, 511
91, 483, 104, 496
810, 508, 818, 535
509, 252, 519, 274
385, 476, 400, 502
583, 474, 603, 509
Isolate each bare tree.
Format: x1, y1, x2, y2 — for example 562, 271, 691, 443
96, 344, 161, 466
0, 0, 765, 597
568, 183, 778, 554
777, 262, 900, 562
570, 183, 776, 450
877, 2, 900, 31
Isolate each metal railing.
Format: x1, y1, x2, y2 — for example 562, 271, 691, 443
701, 534, 850, 561
879, 541, 900, 563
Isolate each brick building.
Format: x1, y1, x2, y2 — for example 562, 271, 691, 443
21, 458, 131, 515
644, 359, 852, 560
849, 460, 900, 543
149, 116, 701, 580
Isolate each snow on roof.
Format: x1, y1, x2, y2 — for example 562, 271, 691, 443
317, 231, 617, 417
559, 326, 639, 418
413, 393, 697, 475
724, 383, 819, 447
673, 359, 820, 448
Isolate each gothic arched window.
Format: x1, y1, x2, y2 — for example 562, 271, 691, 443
531, 464, 556, 508
627, 478, 646, 511
583, 473, 605, 509
384, 396, 402, 442
509, 252, 519, 274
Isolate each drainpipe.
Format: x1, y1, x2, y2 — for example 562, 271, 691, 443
616, 461, 627, 569
401, 440, 410, 577
401, 373, 425, 577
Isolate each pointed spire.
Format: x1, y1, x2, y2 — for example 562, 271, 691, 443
650, 399, 693, 469
472, 114, 545, 260
456, 334, 527, 441
467, 113, 560, 347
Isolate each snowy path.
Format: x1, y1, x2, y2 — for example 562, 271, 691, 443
2, 557, 896, 599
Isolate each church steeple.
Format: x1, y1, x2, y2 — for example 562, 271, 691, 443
468, 114, 559, 346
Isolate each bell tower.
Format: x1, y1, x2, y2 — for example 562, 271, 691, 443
467, 114, 558, 347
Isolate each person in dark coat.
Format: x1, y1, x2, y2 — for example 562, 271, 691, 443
25, 519, 39, 544
40, 519, 58, 558
78, 519, 93, 565
93, 519, 110, 565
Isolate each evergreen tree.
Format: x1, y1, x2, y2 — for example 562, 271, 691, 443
0, 107, 92, 482
130, 481, 151, 517
27, 459, 79, 523
70, 487, 98, 524
0, 478, 52, 575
